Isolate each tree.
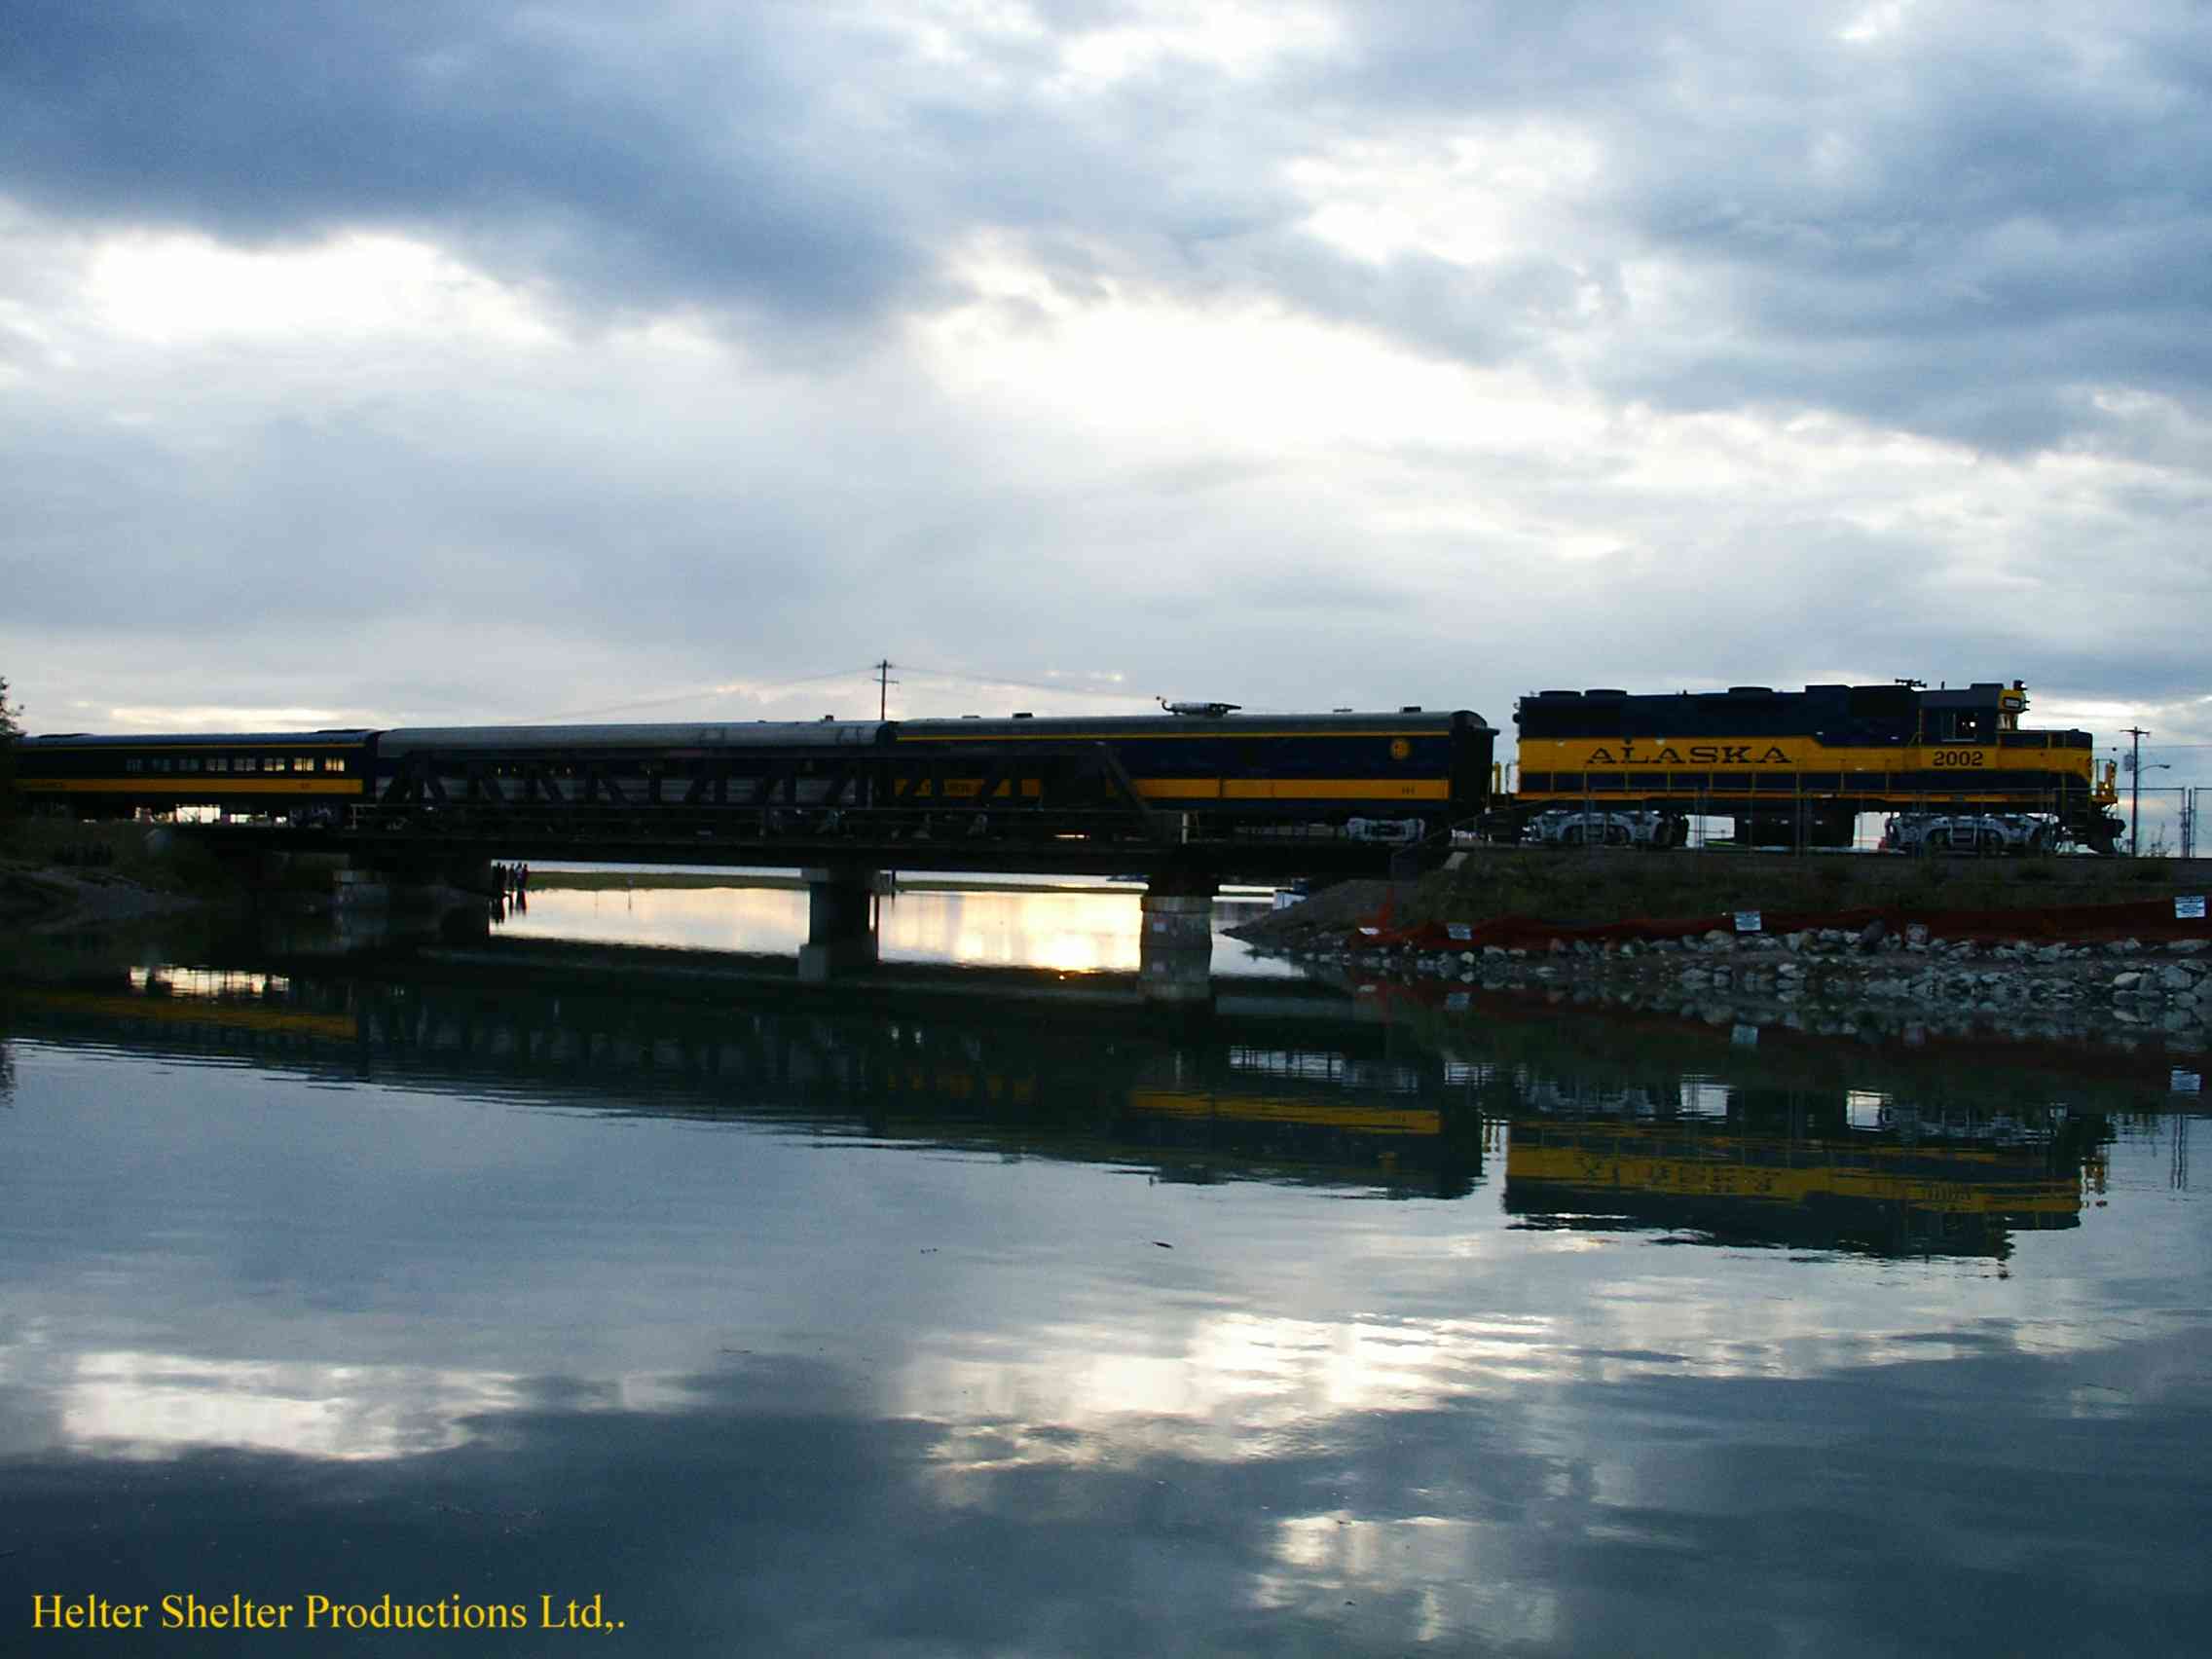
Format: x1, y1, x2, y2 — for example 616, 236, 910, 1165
0, 675, 17, 816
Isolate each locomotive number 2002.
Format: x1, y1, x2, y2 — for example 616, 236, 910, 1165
1931, 749, 1987, 768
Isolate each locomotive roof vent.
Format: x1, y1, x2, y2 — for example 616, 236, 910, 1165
1536, 689, 1581, 699
1159, 699, 1241, 717
1400, 705, 1422, 713
1728, 685, 1775, 696
1013, 712, 1033, 719
1582, 688, 1626, 698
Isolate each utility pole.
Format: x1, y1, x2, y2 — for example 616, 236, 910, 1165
2125, 726, 2147, 855
873, 659, 899, 720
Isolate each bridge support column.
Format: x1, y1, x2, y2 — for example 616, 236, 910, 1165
1139, 874, 1217, 1011
799, 865, 880, 983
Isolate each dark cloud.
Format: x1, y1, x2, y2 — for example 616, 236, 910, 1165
10, 1, 2207, 449
0, 1, 925, 328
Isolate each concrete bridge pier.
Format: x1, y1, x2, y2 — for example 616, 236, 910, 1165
1139, 873, 1218, 1011
799, 864, 881, 983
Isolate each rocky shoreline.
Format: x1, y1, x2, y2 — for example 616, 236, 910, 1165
0, 866, 212, 933
1236, 893, 2212, 1051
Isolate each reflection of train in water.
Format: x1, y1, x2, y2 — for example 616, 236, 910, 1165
9, 677, 2124, 851
1502, 1088, 2103, 1259
4, 948, 2117, 1251
0, 962, 1493, 1198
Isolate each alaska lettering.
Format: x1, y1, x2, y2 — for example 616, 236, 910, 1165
1582, 743, 1790, 765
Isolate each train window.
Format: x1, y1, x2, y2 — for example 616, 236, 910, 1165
236, 757, 256, 772
208, 758, 228, 772
126, 758, 143, 772
179, 757, 200, 772
265, 757, 284, 772
294, 757, 314, 771
322, 757, 348, 772
152, 757, 171, 772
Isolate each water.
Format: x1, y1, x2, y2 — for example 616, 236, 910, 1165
3, 890, 2209, 1655
498, 876, 1301, 977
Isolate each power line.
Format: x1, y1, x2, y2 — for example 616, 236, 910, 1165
891, 662, 1154, 701
517, 658, 1177, 724
525, 665, 884, 723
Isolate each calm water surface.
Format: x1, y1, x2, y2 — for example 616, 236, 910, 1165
2, 887, 2208, 1655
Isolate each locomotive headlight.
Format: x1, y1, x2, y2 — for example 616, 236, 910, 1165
1389, 738, 1412, 760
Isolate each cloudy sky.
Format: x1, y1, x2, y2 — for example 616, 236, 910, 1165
2, 0, 2206, 786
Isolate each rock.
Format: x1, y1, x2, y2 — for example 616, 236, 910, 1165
2160, 966, 2197, 992
2171, 940, 2209, 956
1857, 920, 1888, 949
2112, 972, 2143, 991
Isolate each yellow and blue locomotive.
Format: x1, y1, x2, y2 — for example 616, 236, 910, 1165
1503, 681, 2121, 852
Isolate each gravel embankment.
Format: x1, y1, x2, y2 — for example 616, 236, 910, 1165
1241, 907, 2212, 1048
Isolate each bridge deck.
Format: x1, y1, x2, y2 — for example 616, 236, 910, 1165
178, 820, 1437, 881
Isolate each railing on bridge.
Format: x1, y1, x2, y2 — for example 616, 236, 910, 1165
359, 740, 1173, 848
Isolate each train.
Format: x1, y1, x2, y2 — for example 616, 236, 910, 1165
1505, 679, 2123, 854
4, 679, 2125, 853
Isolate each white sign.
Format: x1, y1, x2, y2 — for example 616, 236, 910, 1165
2172, 1069, 2202, 1095
2176, 895, 2205, 920
1731, 1023, 1759, 1048
1448, 923, 1473, 941
1734, 910, 1763, 933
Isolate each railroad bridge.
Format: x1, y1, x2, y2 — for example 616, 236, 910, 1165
174, 783, 1433, 1000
